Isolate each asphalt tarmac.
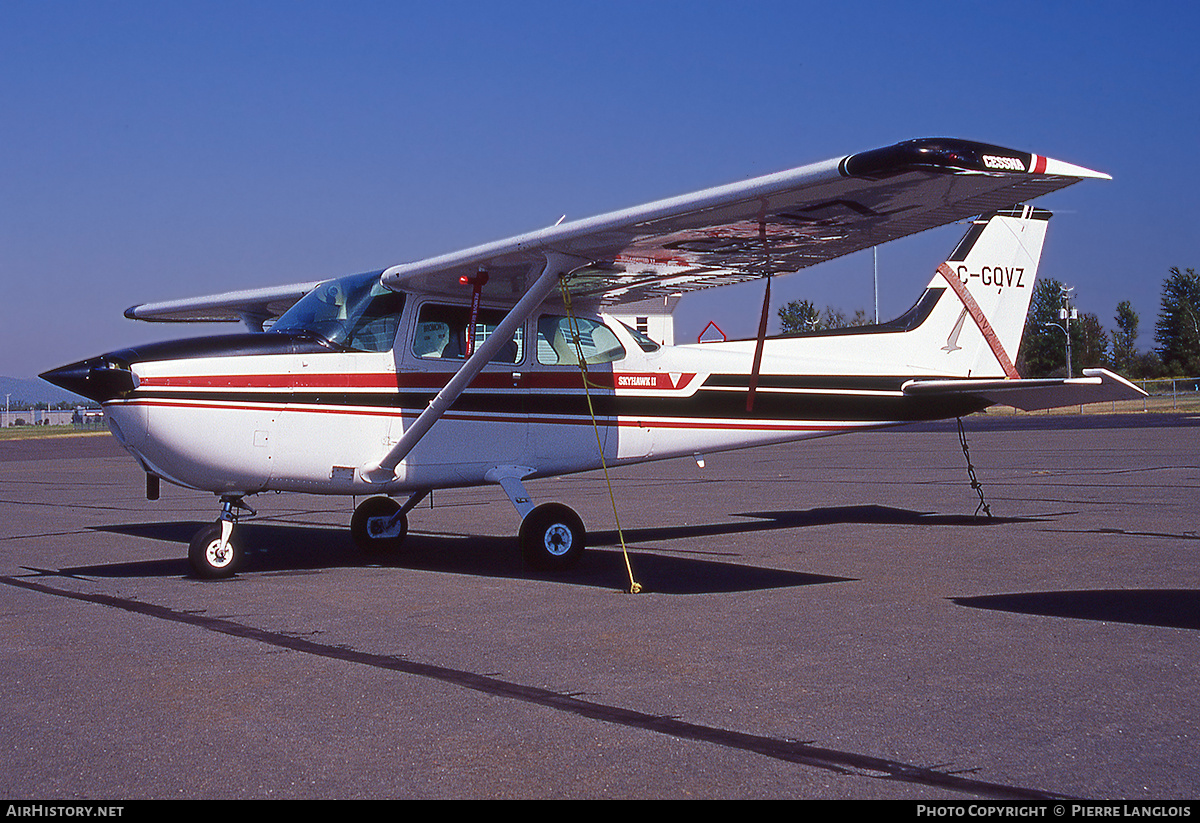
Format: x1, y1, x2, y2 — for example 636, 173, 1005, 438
2, 414, 1197, 800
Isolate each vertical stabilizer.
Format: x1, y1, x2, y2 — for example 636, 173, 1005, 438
912, 206, 1050, 378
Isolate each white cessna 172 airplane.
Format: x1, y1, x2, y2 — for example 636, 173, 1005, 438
42, 138, 1144, 580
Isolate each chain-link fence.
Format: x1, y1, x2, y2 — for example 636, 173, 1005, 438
958, 375, 1200, 415
1135, 377, 1200, 411
0, 408, 105, 429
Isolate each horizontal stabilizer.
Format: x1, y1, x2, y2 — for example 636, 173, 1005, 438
902, 369, 1147, 412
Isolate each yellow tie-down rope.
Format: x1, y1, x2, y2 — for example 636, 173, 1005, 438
559, 279, 642, 594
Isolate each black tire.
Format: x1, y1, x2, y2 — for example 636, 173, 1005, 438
188, 522, 243, 579
351, 496, 408, 553
519, 503, 585, 571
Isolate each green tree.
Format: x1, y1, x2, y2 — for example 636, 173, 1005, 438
777, 300, 871, 333
777, 299, 820, 334
1154, 266, 1200, 375
1110, 300, 1139, 375
1017, 277, 1068, 377
822, 306, 849, 329
1132, 349, 1166, 379
1017, 279, 1106, 377
1071, 312, 1109, 371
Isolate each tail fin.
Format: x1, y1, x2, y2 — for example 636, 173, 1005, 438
911, 206, 1050, 378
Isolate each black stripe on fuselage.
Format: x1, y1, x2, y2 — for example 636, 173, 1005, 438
109, 332, 335, 363
124, 378, 988, 423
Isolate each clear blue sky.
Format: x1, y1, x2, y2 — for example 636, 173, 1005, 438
3, 0, 1197, 378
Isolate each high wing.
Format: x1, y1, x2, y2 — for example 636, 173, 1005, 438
123, 138, 1109, 325
380, 137, 1109, 305
124, 280, 323, 331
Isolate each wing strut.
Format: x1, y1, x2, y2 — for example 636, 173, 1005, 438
746, 275, 771, 413
746, 216, 772, 413
359, 251, 586, 484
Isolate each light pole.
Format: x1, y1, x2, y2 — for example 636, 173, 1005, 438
1048, 285, 1077, 378
873, 246, 879, 324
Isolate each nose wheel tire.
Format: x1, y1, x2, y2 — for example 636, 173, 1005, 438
351, 496, 409, 553
188, 522, 243, 579
519, 503, 585, 571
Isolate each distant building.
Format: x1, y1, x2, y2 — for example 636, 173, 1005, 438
608, 296, 680, 347
2, 407, 103, 427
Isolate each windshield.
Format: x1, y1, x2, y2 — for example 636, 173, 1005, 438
271, 271, 405, 353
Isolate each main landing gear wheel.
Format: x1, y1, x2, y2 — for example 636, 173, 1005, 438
519, 502, 585, 571
351, 495, 409, 553
188, 522, 243, 579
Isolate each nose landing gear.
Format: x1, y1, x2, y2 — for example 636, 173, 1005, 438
188, 495, 255, 579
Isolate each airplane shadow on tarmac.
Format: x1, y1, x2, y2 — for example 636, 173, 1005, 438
952, 590, 1200, 631
79, 519, 845, 594
42, 502, 1193, 624
67, 503, 1040, 595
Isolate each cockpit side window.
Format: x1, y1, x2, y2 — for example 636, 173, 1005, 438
412, 303, 524, 364
536, 315, 626, 366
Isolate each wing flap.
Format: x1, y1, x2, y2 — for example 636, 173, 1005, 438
902, 369, 1146, 412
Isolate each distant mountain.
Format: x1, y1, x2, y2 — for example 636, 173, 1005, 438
0, 375, 95, 408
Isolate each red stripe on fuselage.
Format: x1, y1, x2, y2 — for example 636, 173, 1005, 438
137, 371, 697, 392
110, 396, 853, 433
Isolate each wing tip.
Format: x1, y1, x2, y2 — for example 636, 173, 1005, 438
842, 137, 1110, 181
1034, 154, 1112, 180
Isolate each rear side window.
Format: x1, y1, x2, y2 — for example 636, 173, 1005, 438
536, 315, 626, 365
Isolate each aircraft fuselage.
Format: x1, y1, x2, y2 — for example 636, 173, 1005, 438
47, 287, 985, 499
